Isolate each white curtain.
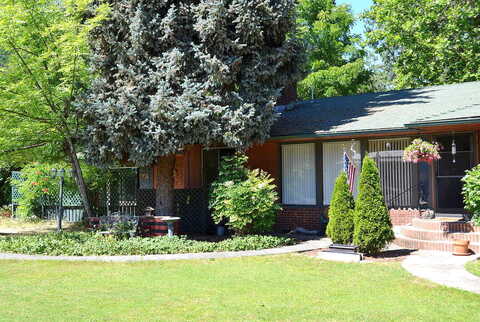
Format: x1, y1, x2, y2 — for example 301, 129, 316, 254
282, 143, 316, 205
323, 141, 361, 205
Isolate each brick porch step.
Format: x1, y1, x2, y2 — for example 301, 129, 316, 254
394, 232, 480, 253
401, 226, 480, 243
411, 218, 480, 233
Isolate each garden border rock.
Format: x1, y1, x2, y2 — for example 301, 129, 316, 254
0, 239, 330, 262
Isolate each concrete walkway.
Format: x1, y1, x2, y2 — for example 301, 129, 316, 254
0, 238, 330, 262
402, 250, 480, 294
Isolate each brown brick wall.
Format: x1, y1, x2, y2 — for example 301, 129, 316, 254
389, 208, 421, 226
275, 207, 327, 232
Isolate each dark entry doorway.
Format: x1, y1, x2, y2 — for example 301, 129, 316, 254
202, 148, 236, 187
435, 134, 474, 212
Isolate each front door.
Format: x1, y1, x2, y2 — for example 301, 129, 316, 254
435, 134, 474, 212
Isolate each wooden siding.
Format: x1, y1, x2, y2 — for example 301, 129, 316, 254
246, 142, 280, 186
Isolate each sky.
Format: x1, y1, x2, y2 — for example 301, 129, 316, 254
336, 0, 374, 35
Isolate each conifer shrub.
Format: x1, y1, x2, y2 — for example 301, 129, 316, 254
326, 172, 355, 244
353, 156, 394, 254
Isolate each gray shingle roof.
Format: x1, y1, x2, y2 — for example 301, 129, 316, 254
271, 81, 480, 138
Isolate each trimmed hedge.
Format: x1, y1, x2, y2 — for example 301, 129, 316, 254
0, 233, 294, 256
326, 172, 355, 244
353, 156, 394, 254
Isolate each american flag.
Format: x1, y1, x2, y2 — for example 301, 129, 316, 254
343, 152, 357, 193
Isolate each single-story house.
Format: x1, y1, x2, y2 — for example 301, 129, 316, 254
152, 81, 480, 232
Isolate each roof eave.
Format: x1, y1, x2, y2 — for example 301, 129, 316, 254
405, 117, 480, 128
270, 127, 415, 141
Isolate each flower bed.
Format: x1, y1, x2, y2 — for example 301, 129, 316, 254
0, 233, 294, 256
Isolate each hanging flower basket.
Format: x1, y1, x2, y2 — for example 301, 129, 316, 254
403, 138, 441, 163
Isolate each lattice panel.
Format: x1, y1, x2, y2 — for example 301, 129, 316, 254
11, 167, 157, 220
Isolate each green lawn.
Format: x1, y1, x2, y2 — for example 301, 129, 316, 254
466, 259, 480, 277
0, 255, 479, 321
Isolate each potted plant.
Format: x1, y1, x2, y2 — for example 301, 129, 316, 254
453, 239, 470, 256
403, 138, 441, 163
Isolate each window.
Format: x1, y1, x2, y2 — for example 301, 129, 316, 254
368, 138, 415, 208
323, 141, 361, 205
282, 143, 316, 205
139, 167, 154, 190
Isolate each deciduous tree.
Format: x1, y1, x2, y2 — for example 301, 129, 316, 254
297, 0, 373, 99
364, 0, 480, 89
0, 0, 109, 217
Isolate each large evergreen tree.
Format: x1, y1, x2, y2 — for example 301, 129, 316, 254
79, 0, 302, 215
296, 0, 373, 99
364, 0, 480, 89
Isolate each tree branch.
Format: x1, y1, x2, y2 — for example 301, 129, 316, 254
0, 107, 54, 124
1, 142, 47, 154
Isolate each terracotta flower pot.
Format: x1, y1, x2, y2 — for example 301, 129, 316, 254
453, 239, 470, 256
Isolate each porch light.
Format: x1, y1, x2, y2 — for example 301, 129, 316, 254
452, 139, 457, 164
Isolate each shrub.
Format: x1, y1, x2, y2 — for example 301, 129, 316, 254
0, 232, 294, 256
209, 153, 281, 235
12, 163, 74, 219
353, 156, 394, 254
11, 162, 114, 219
462, 165, 480, 225
326, 172, 355, 244
0, 205, 12, 217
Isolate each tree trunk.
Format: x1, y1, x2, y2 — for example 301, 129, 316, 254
66, 139, 94, 218
155, 155, 176, 216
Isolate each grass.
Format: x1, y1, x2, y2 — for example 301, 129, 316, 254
0, 255, 479, 321
466, 259, 480, 277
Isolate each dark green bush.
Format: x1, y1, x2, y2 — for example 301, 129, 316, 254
353, 156, 394, 254
326, 172, 355, 244
0, 233, 294, 256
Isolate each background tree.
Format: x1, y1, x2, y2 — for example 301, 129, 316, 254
79, 0, 302, 216
326, 172, 355, 244
364, 0, 480, 89
353, 156, 394, 254
296, 0, 373, 99
0, 0, 109, 217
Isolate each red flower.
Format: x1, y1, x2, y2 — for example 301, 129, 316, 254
42, 188, 49, 193
31, 182, 39, 186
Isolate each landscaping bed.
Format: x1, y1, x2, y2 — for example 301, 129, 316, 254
466, 259, 480, 277
0, 232, 294, 256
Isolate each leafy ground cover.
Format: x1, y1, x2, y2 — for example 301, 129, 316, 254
466, 259, 480, 277
0, 255, 479, 321
0, 232, 293, 256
